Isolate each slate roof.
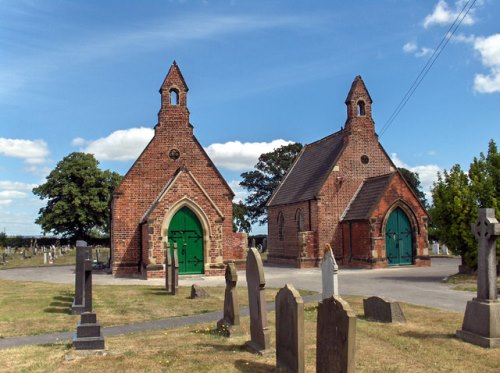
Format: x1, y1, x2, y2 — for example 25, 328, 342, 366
267, 130, 346, 207
342, 173, 394, 221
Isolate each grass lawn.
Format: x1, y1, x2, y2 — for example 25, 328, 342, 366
1, 297, 499, 372
446, 273, 500, 292
0, 279, 314, 338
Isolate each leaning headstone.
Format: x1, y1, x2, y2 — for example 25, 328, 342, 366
322, 244, 339, 299
245, 247, 271, 354
73, 256, 105, 350
171, 245, 179, 296
164, 241, 173, 293
457, 208, 500, 348
276, 284, 304, 373
363, 296, 406, 323
317, 296, 356, 373
190, 284, 209, 299
217, 262, 241, 337
71, 241, 90, 315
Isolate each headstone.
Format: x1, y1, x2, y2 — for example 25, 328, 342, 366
317, 296, 356, 373
71, 241, 90, 315
245, 248, 271, 354
44, 252, 48, 264
171, 244, 179, 295
190, 284, 209, 299
432, 242, 440, 255
276, 284, 304, 373
251, 238, 256, 249
363, 296, 406, 323
164, 241, 173, 293
72, 257, 105, 350
217, 262, 241, 337
441, 244, 449, 255
321, 244, 339, 299
457, 208, 500, 348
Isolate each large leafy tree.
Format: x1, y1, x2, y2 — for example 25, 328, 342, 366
240, 142, 303, 225
33, 152, 122, 239
398, 167, 428, 208
232, 202, 252, 233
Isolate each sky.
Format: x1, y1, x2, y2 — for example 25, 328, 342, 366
0, 0, 499, 236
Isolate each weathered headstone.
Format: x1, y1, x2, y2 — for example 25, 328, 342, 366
363, 296, 406, 323
190, 284, 209, 299
321, 244, 339, 299
73, 256, 105, 350
71, 241, 90, 315
432, 242, 440, 255
457, 208, 500, 348
276, 284, 304, 373
164, 241, 173, 293
43, 252, 48, 264
217, 262, 240, 337
245, 247, 271, 354
441, 244, 449, 256
171, 244, 179, 295
317, 296, 356, 373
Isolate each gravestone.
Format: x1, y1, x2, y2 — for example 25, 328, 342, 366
245, 247, 271, 354
317, 296, 356, 373
73, 256, 105, 350
363, 296, 406, 323
457, 208, 500, 348
321, 244, 339, 299
276, 284, 304, 373
217, 262, 241, 337
43, 252, 48, 264
441, 244, 449, 255
171, 244, 179, 295
164, 241, 173, 293
190, 284, 209, 299
432, 242, 440, 255
71, 241, 90, 315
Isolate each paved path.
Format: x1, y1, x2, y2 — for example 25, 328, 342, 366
0, 257, 473, 349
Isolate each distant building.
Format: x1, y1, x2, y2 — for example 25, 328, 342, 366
111, 62, 246, 278
267, 76, 430, 268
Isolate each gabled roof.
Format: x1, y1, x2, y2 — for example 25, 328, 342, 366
342, 174, 394, 221
267, 130, 346, 207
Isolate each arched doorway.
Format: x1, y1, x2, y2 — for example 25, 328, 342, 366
168, 206, 204, 274
385, 207, 413, 265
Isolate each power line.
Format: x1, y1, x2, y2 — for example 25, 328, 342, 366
379, 0, 477, 137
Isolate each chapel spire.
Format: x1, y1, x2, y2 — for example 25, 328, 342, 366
344, 75, 375, 134
159, 61, 189, 110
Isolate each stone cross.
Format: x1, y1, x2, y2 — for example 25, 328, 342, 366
317, 296, 357, 373
164, 241, 173, 293
245, 247, 270, 353
276, 284, 304, 373
321, 244, 339, 299
171, 243, 179, 295
217, 262, 240, 336
71, 241, 90, 315
471, 208, 500, 301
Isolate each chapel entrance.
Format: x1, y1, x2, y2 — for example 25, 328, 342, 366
385, 207, 413, 266
168, 207, 204, 274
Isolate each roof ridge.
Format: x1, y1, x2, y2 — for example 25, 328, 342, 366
305, 129, 344, 148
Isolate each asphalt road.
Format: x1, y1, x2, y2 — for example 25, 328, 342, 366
0, 257, 472, 312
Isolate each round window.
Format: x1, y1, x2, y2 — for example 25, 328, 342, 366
361, 155, 369, 164
169, 149, 180, 160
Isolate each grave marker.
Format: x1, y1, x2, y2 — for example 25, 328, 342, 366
71, 241, 90, 315
457, 208, 500, 348
321, 244, 339, 299
171, 244, 179, 295
164, 241, 173, 293
276, 284, 304, 373
217, 262, 241, 337
245, 248, 271, 354
363, 296, 406, 323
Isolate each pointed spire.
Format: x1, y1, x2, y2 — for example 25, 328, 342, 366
160, 61, 189, 94
344, 75, 375, 134
345, 75, 372, 104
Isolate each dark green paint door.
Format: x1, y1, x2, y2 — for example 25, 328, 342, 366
385, 208, 413, 266
168, 207, 204, 274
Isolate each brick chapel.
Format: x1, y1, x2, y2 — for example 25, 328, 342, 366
267, 76, 430, 269
111, 62, 246, 278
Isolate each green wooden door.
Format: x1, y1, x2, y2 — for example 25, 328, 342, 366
385, 208, 413, 266
168, 207, 204, 274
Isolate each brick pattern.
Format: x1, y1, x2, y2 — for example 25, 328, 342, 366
111, 63, 245, 278
268, 76, 429, 269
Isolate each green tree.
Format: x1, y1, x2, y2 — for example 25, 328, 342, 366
232, 202, 252, 233
33, 152, 122, 240
240, 142, 303, 225
0, 231, 6, 248
398, 167, 428, 208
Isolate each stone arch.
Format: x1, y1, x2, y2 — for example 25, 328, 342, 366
161, 197, 212, 270
169, 88, 179, 105
357, 100, 366, 116
295, 208, 304, 232
278, 211, 285, 241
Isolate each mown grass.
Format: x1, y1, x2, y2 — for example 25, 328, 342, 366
446, 273, 500, 292
0, 279, 314, 338
1, 296, 499, 372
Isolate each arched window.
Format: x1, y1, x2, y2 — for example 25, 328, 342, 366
278, 212, 285, 241
170, 89, 179, 105
357, 100, 366, 116
295, 209, 304, 232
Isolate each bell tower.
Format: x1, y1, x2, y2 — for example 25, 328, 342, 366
344, 75, 375, 135
157, 61, 190, 130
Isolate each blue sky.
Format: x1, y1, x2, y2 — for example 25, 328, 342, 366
1, 0, 499, 236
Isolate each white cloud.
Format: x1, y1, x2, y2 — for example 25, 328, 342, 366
452, 32, 476, 44
228, 180, 249, 203
402, 41, 434, 58
415, 47, 434, 58
403, 42, 417, 54
0, 181, 37, 191
473, 34, 500, 93
0, 190, 27, 199
204, 139, 294, 171
391, 153, 441, 202
74, 127, 154, 161
423, 0, 475, 29
0, 137, 49, 164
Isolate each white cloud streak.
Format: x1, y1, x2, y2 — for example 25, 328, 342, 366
204, 139, 294, 171
0, 137, 49, 164
423, 0, 476, 29
473, 34, 500, 93
402, 41, 434, 58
